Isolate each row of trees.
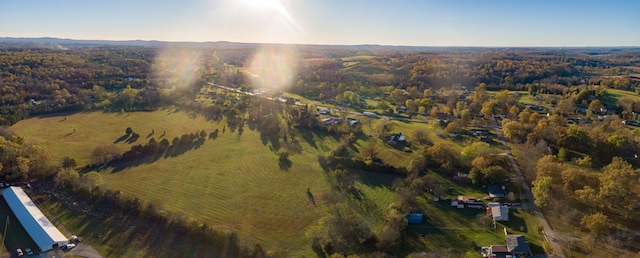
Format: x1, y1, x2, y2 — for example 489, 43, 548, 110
0, 128, 50, 181
91, 130, 210, 166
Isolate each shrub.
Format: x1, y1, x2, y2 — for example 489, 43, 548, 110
62, 156, 77, 169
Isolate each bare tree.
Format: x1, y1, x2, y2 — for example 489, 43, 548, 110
361, 142, 379, 161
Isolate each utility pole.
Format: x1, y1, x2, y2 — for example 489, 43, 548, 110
1, 216, 8, 253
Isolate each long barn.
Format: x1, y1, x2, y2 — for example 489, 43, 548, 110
2, 186, 68, 252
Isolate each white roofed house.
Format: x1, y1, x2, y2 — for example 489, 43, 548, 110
487, 202, 509, 222
2, 187, 68, 252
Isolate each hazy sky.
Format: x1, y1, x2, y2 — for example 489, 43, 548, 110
1, 0, 639, 46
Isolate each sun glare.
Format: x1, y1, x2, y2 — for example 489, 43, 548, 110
152, 48, 202, 90
220, 0, 302, 43
246, 46, 299, 92
240, 0, 283, 10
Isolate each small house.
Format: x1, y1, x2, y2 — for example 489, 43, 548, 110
481, 230, 532, 257
487, 202, 509, 221
387, 133, 406, 145
347, 117, 360, 126
453, 173, 468, 183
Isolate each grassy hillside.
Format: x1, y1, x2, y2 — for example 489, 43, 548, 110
11, 109, 345, 255
10, 108, 526, 256
604, 88, 640, 107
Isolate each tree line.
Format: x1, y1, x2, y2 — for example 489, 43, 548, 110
2, 44, 639, 126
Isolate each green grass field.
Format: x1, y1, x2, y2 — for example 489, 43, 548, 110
604, 88, 640, 107
11, 109, 343, 256
341, 55, 377, 62
9, 108, 531, 256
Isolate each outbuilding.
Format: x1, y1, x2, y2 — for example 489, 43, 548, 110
2, 187, 68, 252
405, 213, 424, 224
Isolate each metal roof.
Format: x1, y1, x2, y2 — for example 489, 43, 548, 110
3, 187, 68, 252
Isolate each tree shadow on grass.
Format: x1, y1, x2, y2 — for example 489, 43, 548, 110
193, 137, 205, 150
42, 193, 247, 258
103, 134, 209, 173
351, 170, 404, 188
405, 223, 481, 254
278, 158, 292, 171
208, 129, 219, 140
114, 134, 129, 144
110, 153, 164, 173
125, 134, 139, 144
307, 188, 317, 207
260, 132, 281, 151
501, 211, 528, 233
300, 130, 318, 149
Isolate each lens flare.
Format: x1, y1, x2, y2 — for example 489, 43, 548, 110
220, 0, 303, 44
152, 47, 203, 90
246, 45, 299, 92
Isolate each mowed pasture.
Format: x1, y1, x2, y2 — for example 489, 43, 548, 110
10, 109, 347, 255
605, 88, 640, 107
9, 108, 516, 256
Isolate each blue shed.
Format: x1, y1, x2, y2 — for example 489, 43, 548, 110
405, 213, 423, 224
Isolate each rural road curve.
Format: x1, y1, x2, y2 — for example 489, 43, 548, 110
490, 116, 565, 258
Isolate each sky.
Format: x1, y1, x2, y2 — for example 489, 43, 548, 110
1, 0, 639, 47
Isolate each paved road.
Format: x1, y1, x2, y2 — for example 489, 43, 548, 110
490, 116, 565, 258
69, 243, 103, 258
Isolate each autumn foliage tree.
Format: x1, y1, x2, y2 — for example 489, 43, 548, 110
580, 212, 610, 236
91, 144, 121, 165
532, 176, 553, 208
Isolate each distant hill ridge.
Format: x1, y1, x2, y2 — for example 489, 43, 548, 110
2, 37, 639, 51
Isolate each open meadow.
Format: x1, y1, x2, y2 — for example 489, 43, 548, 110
9, 107, 540, 256
12, 109, 346, 255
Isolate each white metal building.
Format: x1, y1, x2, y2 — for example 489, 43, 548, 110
2, 186, 68, 252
